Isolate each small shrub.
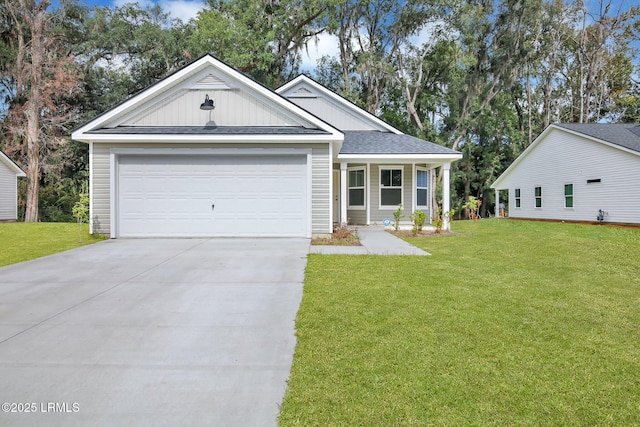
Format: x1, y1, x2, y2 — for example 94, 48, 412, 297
393, 204, 404, 231
433, 207, 455, 233
410, 209, 427, 236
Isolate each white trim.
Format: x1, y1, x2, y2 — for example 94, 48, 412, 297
89, 142, 94, 234
338, 153, 462, 162
415, 166, 429, 210
109, 147, 313, 238
72, 55, 343, 142
75, 133, 341, 144
340, 162, 347, 225
492, 124, 640, 189
328, 142, 334, 231
534, 186, 543, 209
378, 165, 404, 210
277, 75, 403, 134
563, 183, 574, 209
346, 166, 366, 210
0, 151, 25, 176
366, 163, 371, 225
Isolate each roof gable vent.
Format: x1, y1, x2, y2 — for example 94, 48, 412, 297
193, 73, 232, 90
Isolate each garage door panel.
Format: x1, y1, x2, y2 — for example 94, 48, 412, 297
117, 155, 308, 237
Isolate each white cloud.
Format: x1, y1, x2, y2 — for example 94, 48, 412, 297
160, 0, 205, 22
112, 0, 205, 22
300, 32, 340, 72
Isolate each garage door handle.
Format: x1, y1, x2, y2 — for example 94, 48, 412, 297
212, 204, 215, 211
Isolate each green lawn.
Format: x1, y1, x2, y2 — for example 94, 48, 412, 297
0, 222, 105, 267
279, 219, 640, 426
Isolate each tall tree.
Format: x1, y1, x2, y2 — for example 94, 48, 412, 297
189, 0, 337, 86
1, 0, 83, 221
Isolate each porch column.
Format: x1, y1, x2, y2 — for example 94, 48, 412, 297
442, 162, 451, 231
495, 188, 500, 218
340, 162, 348, 225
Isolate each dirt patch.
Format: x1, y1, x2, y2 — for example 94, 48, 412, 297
311, 225, 362, 246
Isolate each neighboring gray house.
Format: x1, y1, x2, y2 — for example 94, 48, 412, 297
0, 151, 25, 221
491, 123, 640, 225
72, 54, 461, 238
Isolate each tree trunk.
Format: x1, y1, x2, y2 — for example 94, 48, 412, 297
22, 0, 49, 222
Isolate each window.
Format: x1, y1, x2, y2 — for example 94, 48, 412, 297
535, 186, 542, 208
380, 167, 403, 207
515, 188, 521, 208
348, 168, 365, 208
564, 184, 573, 208
416, 169, 428, 208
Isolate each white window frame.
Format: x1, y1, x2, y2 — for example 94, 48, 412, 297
415, 166, 429, 209
379, 165, 404, 210
534, 186, 542, 208
564, 183, 574, 209
347, 167, 366, 210
514, 188, 521, 208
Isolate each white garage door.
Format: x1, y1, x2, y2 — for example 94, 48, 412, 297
117, 155, 308, 237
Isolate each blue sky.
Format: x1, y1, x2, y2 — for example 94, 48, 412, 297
57, 0, 639, 71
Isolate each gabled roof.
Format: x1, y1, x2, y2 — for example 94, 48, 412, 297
0, 151, 26, 176
491, 123, 640, 189
277, 75, 402, 133
341, 131, 460, 155
72, 54, 342, 143
555, 123, 640, 153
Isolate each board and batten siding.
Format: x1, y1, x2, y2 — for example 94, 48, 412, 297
499, 128, 640, 224
90, 142, 331, 236
0, 162, 18, 220
122, 90, 301, 128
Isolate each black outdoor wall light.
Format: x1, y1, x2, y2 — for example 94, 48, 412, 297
200, 94, 215, 110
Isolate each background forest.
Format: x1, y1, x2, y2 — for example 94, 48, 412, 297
1, 0, 639, 222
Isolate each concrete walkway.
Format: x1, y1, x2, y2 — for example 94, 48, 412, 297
0, 238, 308, 427
310, 226, 430, 256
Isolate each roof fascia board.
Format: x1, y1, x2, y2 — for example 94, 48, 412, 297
491, 124, 640, 189
0, 151, 26, 176
73, 55, 213, 138
74, 133, 343, 144
73, 55, 343, 141
557, 125, 640, 157
277, 75, 403, 134
338, 153, 463, 161
490, 124, 557, 188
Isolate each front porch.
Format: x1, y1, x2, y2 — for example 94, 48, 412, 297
331, 161, 453, 231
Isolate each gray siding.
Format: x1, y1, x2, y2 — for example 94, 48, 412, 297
91, 142, 331, 236
498, 128, 640, 224
344, 164, 429, 225
0, 163, 17, 220
287, 97, 380, 131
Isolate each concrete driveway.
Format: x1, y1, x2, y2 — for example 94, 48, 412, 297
0, 238, 309, 426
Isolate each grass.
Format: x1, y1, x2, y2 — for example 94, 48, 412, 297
279, 219, 640, 426
0, 222, 105, 267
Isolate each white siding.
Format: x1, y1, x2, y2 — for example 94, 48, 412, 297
122, 89, 300, 127
91, 142, 331, 236
498, 128, 640, 224
0, 162, 18, 221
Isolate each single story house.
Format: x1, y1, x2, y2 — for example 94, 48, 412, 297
491, 123, 640, 225
0, 151, 25, 222
72, 54, 462, 238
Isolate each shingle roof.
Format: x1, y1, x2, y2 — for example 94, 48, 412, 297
86, 126, 331, 135
341, 131, 459, 155
556, 123, 640, 153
